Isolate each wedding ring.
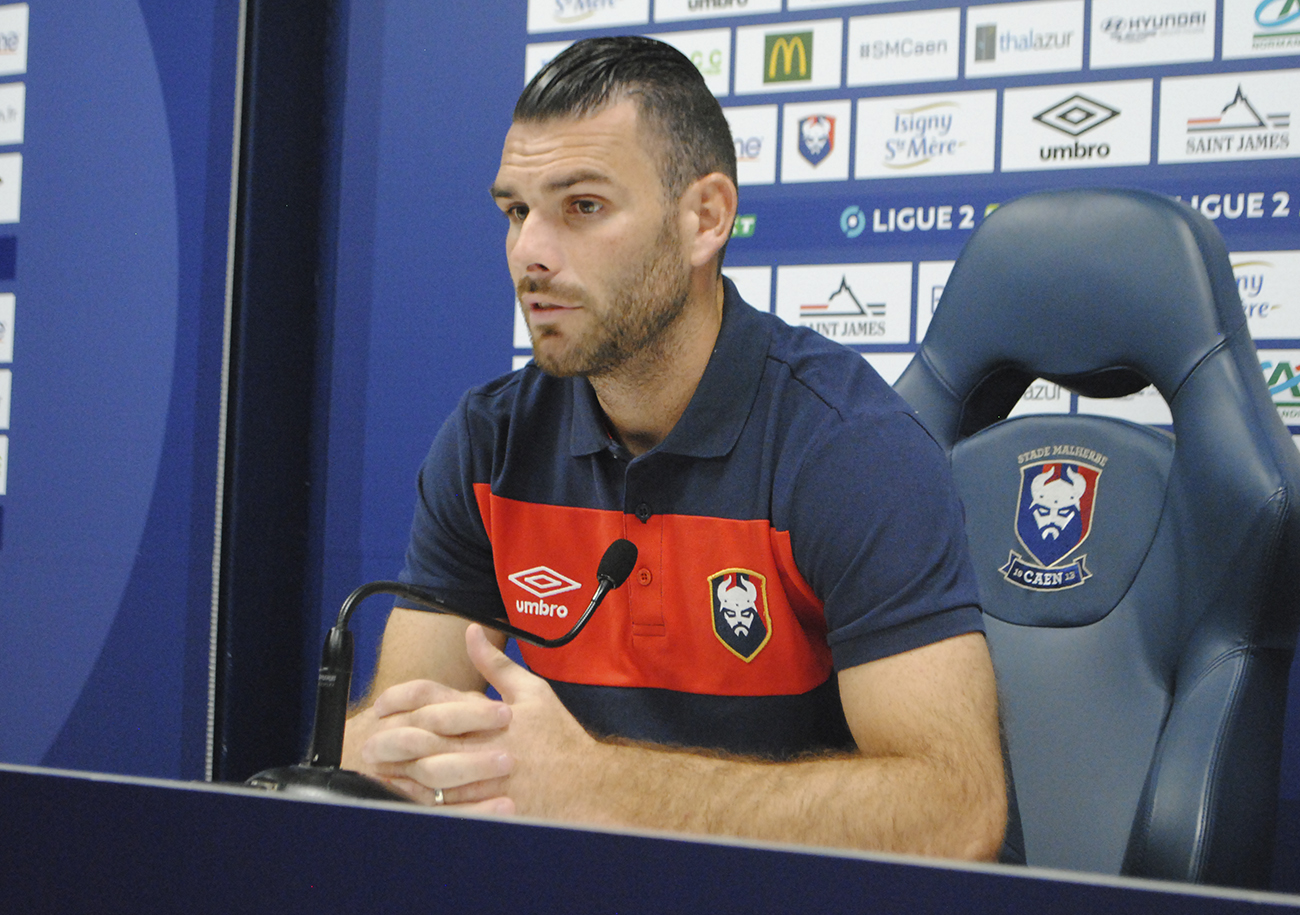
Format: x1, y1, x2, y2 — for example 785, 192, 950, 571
432, 787, 445, 806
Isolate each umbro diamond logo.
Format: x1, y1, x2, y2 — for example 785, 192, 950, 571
507, 566, 582, 599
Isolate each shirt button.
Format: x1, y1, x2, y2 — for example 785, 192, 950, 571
636, 567, 653, 586
635, 503, 652, 523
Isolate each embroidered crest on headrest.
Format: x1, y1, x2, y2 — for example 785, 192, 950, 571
1001, 448, 1106, 591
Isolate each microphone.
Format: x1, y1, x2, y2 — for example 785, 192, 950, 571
244, 539, 638, 801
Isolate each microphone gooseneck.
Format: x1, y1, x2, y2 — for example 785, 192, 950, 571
245, 538, 638, 800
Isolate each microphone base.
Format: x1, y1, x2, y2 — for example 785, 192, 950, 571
244, 765, 411, 803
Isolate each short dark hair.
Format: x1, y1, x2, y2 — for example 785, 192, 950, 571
514, 36, 738, 204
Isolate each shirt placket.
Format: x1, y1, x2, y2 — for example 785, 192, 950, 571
622, 460, 665, 638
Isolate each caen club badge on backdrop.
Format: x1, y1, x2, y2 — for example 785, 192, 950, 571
798, 114, 834, 166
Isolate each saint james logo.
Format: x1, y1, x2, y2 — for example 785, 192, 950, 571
1188, 85, 1288, 133
708, 569, 772, 662
799, 275, 885, 319
1000, 450, 1106, 591
507, 565, 582, 599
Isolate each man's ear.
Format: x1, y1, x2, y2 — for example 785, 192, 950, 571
682, 172, 738, 269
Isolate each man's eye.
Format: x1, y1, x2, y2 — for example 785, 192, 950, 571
506, 205, 528, 221
573, 200, 601, 215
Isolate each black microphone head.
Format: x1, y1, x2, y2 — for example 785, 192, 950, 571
597, 538, 638, 588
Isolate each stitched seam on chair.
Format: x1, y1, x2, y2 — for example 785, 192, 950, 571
1168, 488, 1287, 877
1170, 332, 1227, 402
1166, 336, 1229, 406
1247, 487, 1290, 647
915, 347, 962, 402
1189, 646, 1252, 878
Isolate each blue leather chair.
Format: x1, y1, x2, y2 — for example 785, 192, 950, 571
895, 188, 1300, 887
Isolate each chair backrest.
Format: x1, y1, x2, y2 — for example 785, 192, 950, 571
895, 187, 1300, 887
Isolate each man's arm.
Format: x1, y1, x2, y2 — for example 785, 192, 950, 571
360, 623, 1007, 860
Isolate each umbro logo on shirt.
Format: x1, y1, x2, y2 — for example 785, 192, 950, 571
507, 565, 582, 599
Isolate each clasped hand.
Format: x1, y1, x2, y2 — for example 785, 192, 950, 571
358, 624, 593, 815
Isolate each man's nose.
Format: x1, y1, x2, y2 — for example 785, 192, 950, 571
510, 213, 561, 275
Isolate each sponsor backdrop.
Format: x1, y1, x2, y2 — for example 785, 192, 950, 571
0, 2, 236, 779
322, 0, 1300, 879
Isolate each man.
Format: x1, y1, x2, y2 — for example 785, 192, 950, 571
342, 35, 1008, 861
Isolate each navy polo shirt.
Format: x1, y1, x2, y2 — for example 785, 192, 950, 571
399, 280, 983, 758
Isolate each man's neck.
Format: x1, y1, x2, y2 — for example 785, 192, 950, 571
589, 275, 725, 457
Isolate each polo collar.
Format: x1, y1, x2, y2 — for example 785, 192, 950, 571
568, 278, 771, 459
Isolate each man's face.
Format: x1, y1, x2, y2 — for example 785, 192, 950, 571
490, 100, 693, 378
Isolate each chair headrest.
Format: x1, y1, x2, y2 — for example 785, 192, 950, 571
916, 188, 1245, 412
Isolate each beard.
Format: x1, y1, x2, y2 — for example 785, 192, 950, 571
517, 216, 692, 379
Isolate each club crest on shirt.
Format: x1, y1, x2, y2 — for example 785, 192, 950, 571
1000, 458, 1104, 591
708, 569, 772, 662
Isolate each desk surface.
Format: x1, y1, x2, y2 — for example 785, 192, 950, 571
1, 763, 1297, 914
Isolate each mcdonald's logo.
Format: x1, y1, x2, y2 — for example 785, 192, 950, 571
764, 31, 812, 83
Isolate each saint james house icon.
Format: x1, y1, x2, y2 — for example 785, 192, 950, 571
800, 276, 885, 318
1188, 85, 1289, 132
508, 565, 583, 598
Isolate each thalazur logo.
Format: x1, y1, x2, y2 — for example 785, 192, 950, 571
974, 22, 1075, 61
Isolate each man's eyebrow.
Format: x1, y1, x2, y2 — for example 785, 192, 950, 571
546, 169, 611, 192
489, 170, 613, 200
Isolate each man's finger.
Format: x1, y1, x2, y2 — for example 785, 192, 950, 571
360, 726, 444, 764
376, 775, 512, 813
407, 695, 511, 736
372, 679, 467, 718
465, 623, 535, 704
410, 749, 514, 793
369, 755, 513, 802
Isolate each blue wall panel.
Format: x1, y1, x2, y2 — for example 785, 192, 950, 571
0, 1, 238, 779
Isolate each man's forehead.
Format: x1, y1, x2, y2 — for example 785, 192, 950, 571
504, 101, 641, 151
494, 100, 662, 185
